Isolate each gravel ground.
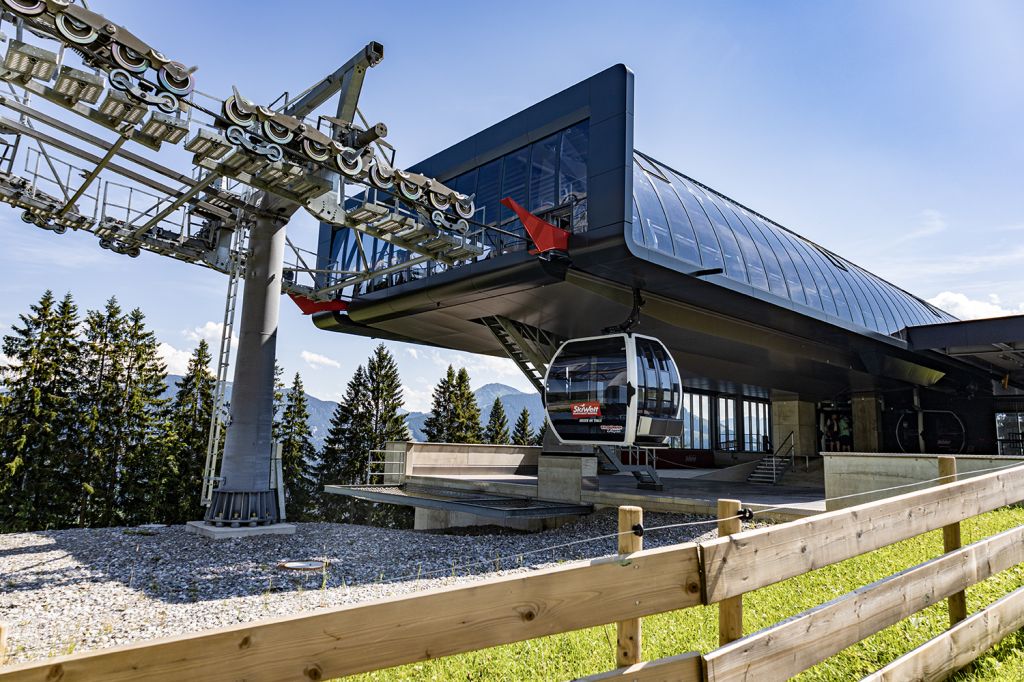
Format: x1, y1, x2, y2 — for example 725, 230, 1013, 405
0, 510, 724, 665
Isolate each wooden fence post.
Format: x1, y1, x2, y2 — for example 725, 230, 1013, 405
939, 456, 967, 626
1, 621, 7, 665
718, 498, 743, 645
616, 505, 643, 667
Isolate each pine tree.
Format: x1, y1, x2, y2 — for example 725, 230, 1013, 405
76, 300, 168, 527
533, 418, 549, 447
423, 365, 457, 443
318, 365, 370, 522
318, 346, 408, 526
159, 340, 216, 524
484, 397, 510, 445
271, 362, 285, 436
363, 344, 409, 527
0, 291, 82, 531
77, 297, 126, 527
512, 407, 534, 446
365, 344, 408, 451
451, 367, 482, 444
109, 307, 169, 526
278, 372, 319, 521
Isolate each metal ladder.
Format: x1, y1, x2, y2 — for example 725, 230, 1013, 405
200, 222, 249, 506
480, 316, 562, 393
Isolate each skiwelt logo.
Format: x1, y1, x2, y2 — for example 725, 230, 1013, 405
570, 402, 602, 419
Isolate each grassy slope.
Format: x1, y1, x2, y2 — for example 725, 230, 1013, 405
341, 507, 1024, 681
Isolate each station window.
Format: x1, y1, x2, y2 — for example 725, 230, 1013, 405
718, 397, 738, 451
743, 400, 771, 452
529, 133, 559, 214
499, 146, 530, 225
997, 412, 1024, 456
681, 392, 711, 449
558, 121, 589, 203
474, 159, 503, 249
439, 120, 590, 254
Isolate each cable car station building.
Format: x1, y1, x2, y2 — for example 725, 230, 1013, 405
316, 65, 1024, 523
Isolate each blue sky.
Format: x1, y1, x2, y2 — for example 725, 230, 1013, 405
0, 0, 1021, 410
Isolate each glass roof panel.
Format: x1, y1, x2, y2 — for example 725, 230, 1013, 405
650, 173, 701, 265
702, 191, 770, 291
632, 154, 956, 334
675, 176, 748, 283
732, 207, 789, 297
633, 165, 674, 256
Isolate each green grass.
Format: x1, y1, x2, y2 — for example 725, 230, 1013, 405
337, 507, 1024, 681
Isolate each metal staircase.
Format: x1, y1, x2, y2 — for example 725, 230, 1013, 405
747, 431, 795, 485
480, 316, 563, 393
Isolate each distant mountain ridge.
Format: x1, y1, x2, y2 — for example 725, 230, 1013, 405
162, 377, 543, 449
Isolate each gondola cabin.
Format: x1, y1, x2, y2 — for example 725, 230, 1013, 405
543, 333, 684, 447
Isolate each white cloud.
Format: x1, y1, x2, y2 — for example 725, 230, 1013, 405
301, 350, 341, 369
900, 209, 947, 243
927, 292, 1024, 320
405, 348, 419, 360
421, 348, 526, 386
157, 342, 192, 375
184, 321, 237, 346
401, 382, 434, 413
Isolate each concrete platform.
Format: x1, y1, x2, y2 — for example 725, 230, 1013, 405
185, 520, 297, 540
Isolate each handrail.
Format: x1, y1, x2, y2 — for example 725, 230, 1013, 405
773, 430, 794, 456
774, 442, 795, 483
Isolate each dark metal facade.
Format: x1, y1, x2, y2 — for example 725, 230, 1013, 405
312, 65, 998, 409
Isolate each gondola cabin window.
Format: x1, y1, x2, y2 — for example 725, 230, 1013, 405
545, 337, 630, 444
544, 334, 682, 447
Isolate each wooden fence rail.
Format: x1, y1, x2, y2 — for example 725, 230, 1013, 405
864, 585, 1024, 682
700, 459, 1024, 604
703, 524, 1024, 681
1, 460, 1023, 682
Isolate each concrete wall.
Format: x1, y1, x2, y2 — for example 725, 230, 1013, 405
772, 399, 817, 458
538, 456, 597, 503
852, 393, 881, 452
823, 452, 1024, 510
413, 508, 577, 532
384, 441, 541, 479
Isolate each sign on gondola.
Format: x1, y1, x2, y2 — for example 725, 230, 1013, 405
543, 333, 684, 447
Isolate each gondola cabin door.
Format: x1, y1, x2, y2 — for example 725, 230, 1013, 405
543, 333, 683, 447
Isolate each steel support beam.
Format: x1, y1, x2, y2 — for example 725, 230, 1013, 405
204, 208, 289, 526
56, 134, 127, 217
282, 42, 383, 124
0, 114, 232, 220
129, 171, 221, 238
0, 96, 243, 214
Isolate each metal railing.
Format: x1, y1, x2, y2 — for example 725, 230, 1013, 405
365, 448, 407, 485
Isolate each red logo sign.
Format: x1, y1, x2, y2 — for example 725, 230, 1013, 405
571, 402, 602, 419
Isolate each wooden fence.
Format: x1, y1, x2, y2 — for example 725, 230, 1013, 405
2, 457, 1024, 681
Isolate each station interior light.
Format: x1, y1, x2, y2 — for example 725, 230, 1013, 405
3, 40, 58, 82
97, 89, 147, 125
53, 66, 105, 104
184, 128, 233, 161
139, 112, 189, 145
